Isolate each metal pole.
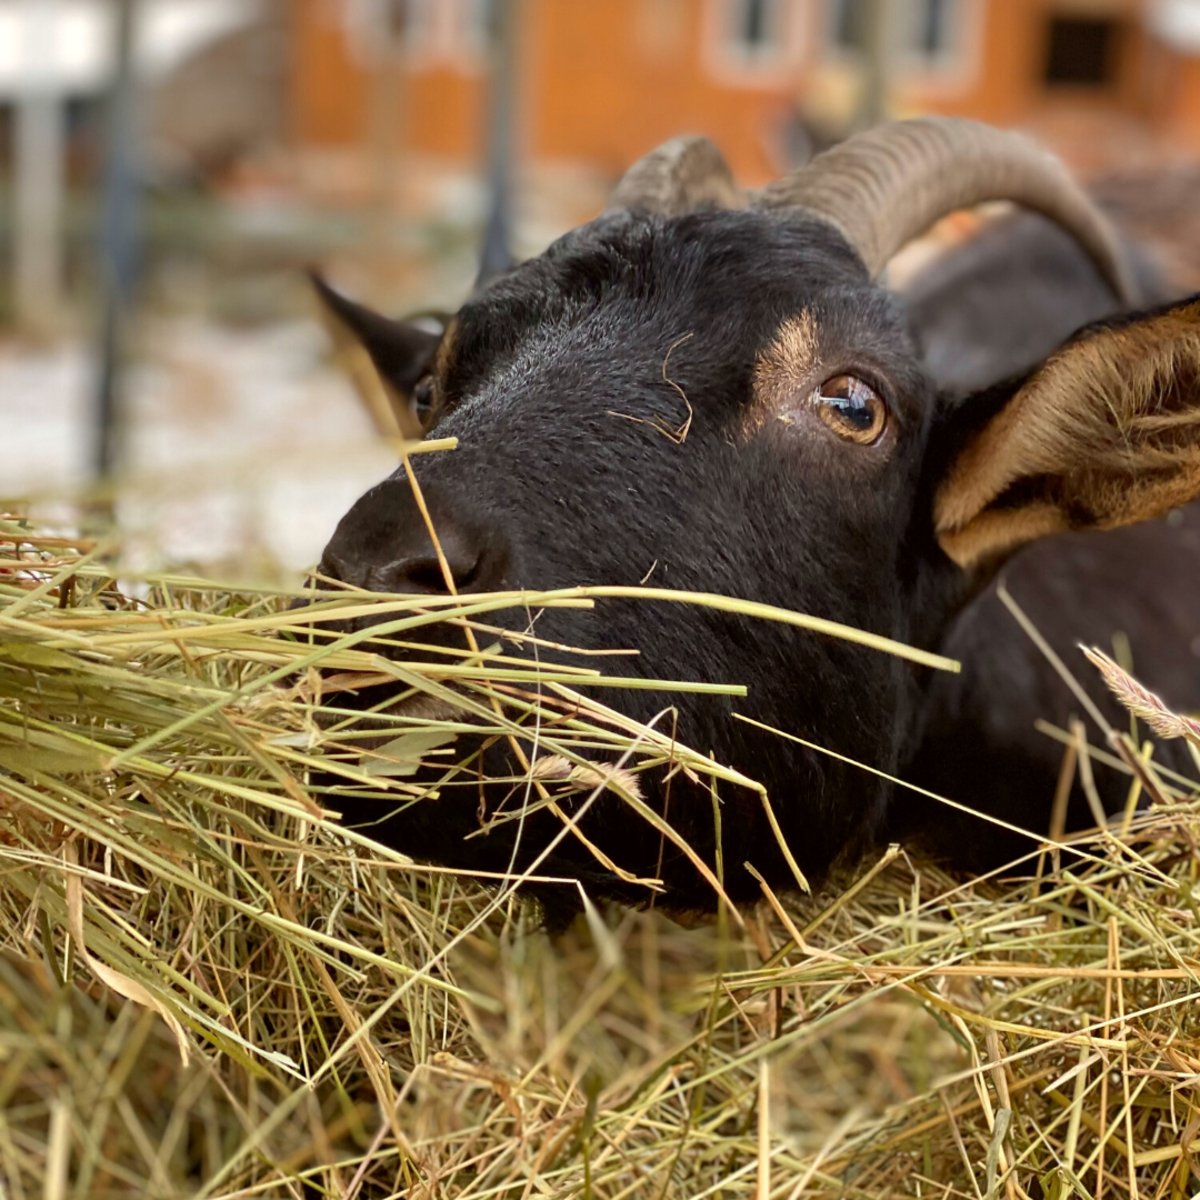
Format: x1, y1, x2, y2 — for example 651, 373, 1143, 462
14, 0, 65, 337
478, 0, 518, 283
95, 0, 141, 479
367, 4, 402, 298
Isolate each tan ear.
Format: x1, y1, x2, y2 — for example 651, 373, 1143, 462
934, 297, 1200, 568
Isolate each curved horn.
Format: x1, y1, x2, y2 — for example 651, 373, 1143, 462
608, 136, 746, 216
756, 118, 1139, 306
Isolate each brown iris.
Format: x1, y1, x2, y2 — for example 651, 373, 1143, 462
813, 375, 887, 445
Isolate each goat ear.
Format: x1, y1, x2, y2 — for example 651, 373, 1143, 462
310, 272, 445, 440
933, 296, 1200, 569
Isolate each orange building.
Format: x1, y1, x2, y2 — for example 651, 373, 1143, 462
288, 0, 1200, 210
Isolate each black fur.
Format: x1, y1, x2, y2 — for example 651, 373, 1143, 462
313, 206, 1200, 915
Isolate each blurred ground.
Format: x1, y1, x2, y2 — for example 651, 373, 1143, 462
0, 181, 494, 580
1, 313, 396, 580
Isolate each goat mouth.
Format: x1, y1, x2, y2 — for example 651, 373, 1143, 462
312, 682, 478, 751
382, 692, 470, 723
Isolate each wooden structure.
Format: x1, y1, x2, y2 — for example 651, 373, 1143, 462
288, 0, 1200, 204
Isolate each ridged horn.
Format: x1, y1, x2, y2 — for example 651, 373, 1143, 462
608, 136, 746, 216
756, 117, 1139, 306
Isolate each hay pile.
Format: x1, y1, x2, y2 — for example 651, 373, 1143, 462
2, 512, 1199, 1200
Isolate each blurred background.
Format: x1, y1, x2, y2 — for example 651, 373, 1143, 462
3, 0, 1200, 580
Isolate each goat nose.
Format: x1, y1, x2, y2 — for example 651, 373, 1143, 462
319, 479, 507, 596
366, 534, 484, 594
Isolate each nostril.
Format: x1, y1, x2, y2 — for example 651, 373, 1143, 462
374, 551, 484, 595
402, 558, 449, 593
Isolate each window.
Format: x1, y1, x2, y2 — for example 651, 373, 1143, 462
728, 0, 785, 60
383, 0, 406, 40
831, 0, 868, 52
707, 0, 803, 80
916, 0, 951, 57
1044, 16, 1119, 87
461, 0, 502, 53
344, 0, 433, 60
829, 0, 962, 66
740, 0, 770, 48
382, 0, 428, 48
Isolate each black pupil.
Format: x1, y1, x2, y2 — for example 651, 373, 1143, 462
822, 377, 876, 431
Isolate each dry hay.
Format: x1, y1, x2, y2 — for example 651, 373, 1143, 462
1, 512, 1199, 1200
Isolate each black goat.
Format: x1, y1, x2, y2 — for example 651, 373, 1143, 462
311, 119, 1200, 911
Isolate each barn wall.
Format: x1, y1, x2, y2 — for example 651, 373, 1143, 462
287, 0, 1200, 197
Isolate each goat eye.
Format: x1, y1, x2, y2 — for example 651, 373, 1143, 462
813, 375, 887, 445
412, 375, 436, 426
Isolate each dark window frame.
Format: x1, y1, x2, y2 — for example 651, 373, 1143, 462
1043, 14, 1121, 88
727, 0, 786, 60
917, 0, 951, 56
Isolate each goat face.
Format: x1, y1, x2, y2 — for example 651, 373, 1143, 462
313, 120, 1200, 914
